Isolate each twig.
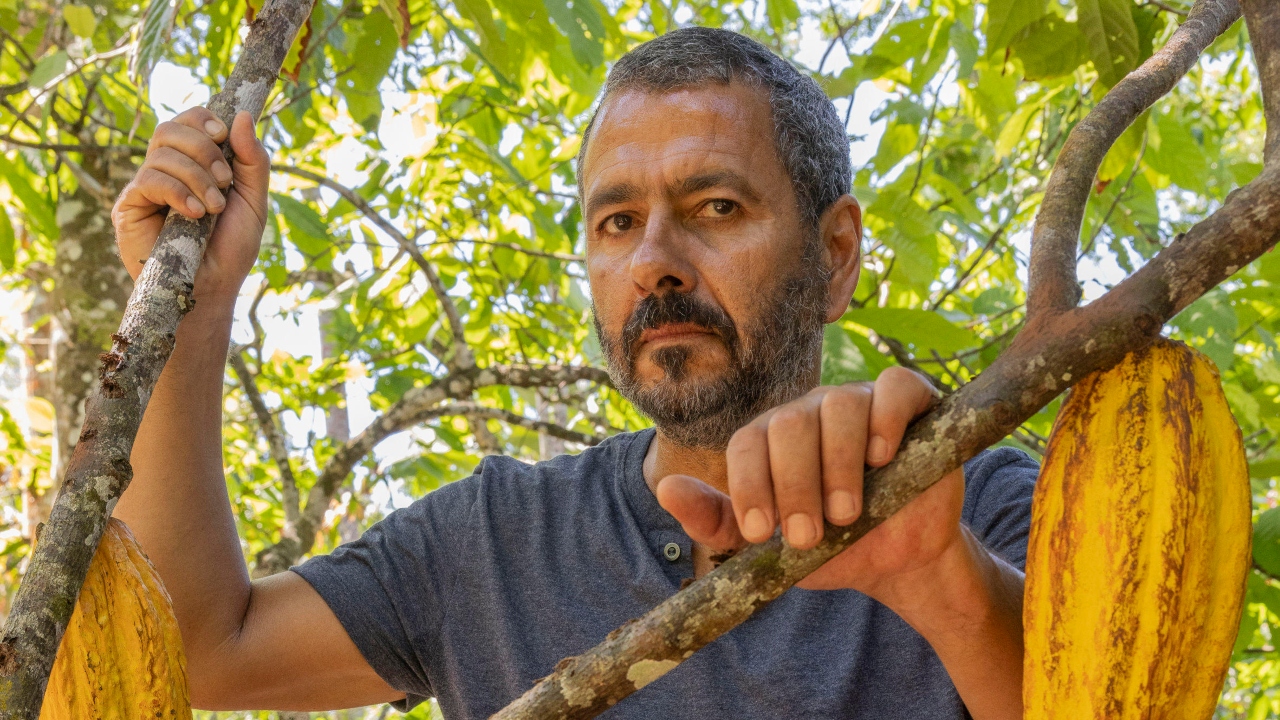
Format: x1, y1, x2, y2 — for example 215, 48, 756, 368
228, 351, 301, 541
271, 163, 473, 369
253, 363, 612, 574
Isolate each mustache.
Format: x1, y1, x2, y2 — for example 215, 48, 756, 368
620, 291, 739, 360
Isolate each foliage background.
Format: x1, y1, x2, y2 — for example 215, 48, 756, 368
0, 0, 1278, 716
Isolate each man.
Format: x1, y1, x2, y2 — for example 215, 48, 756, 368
110, 27, 1034, 719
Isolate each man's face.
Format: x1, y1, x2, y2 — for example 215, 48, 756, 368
581, 82, 835, 449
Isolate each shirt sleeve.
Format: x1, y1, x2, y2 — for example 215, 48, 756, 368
292, 474, 480, 710
960, 446, 1039, 571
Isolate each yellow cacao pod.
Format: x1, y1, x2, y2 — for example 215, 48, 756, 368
39, 518, 192, 720
1023, 338, 1252, 718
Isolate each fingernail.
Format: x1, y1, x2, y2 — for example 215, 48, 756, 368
204, 119, 225, 137
185, 196, 205, 214
827, 490, 857, 523
205, 187, 225, 209
742, 508, 770, 540
785, 513, 816, 547
868, 436, 889, 465
212, 160, 232, 183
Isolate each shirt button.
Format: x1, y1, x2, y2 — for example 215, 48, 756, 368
663, 542, 682, 562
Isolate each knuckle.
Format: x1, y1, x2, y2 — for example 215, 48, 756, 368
823, 384, 868, 413
726, 425, 763, 458
767, 406, 811, 435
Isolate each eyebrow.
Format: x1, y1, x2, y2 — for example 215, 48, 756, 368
584, 170, 764, 223
585, 182, 643, 222
674, 171, 762, 204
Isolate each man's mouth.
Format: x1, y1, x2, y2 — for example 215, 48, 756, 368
638, 323, 716, 346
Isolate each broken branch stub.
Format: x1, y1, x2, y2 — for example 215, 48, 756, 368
0, 1, 313, 717
491, 0, 1274, 717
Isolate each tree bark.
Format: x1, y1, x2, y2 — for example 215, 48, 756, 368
491, 1, 1275, 717
0, 1, 314, 716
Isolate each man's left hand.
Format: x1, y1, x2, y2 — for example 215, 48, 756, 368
655, 366, 965, 601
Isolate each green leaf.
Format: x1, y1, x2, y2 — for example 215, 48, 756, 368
0, 155, 57, 240
765, 0, 800, 35
377, 0, 411, 47
133, 0, 178, 82
543, 0, 604, 67
0, 209, 13, 271
1251, 459, 1280, 479
273, 193, 330, 257
1011, 16, 1088, 79
29, 51, 69, 89
62, 5, 97, 38
1146, 111, 1208, 192
844, 307, 979, 355
1078, 0, 1140, 88
950, 20, 979, 77
994, 102, 1038, 161
1256, 507, 1280, 579
871, 123, 918, 174
985, 0, 1046, 56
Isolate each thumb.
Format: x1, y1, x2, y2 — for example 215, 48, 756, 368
655, 475, 746, 552
227, 111, 270, 221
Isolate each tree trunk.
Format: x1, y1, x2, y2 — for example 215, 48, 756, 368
49, 154, 133, 485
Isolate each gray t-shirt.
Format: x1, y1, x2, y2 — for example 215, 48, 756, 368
295, 428, 1037, 719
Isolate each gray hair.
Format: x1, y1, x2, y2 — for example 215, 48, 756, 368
576, 26, 852, 230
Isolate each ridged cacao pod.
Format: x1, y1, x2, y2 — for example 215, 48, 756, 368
39, 518, 192, 720
1023, 338, 1252, 718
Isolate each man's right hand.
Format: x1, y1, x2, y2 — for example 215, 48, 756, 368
112, 107, 269, 304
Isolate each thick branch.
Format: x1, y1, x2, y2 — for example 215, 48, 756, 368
254, 363, 611, 574
271, 163, 473, 368
0, 1, 314, 716
228, 351, 301, 536
1244, 0, 1280, 163
1026, 0, 1241, 317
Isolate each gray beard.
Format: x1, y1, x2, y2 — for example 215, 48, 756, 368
595, 241, 831, 450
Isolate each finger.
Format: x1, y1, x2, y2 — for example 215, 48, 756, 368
172, 106, 228, 143
226, 111, 271, 223
655, 475, 745, 552
149, 119, 234, 188
820, 384, 870, 525
726, 419, 775, 544
766, 393, 825, 550
119, 166, 208, 220
867, 367, 939, 467
146, 146, 227, 214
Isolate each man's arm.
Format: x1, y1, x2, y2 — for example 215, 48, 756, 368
109, 107, 401, 710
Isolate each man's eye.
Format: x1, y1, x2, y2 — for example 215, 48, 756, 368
608, 215, 633, 232
700, 199, 738, 217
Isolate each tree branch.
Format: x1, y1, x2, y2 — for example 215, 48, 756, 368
0, 1, 316, 715
254, 363, 612, 574
270, 163, 474, 368
1026, 0, 1241, 318
228, 350, 301, 540
443, 402, 603, 447
1244, 0, 1280, 164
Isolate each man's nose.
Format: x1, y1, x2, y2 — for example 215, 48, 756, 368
629, 211, 696, 297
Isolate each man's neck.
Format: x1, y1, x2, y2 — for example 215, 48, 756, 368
641, 429, 729, 495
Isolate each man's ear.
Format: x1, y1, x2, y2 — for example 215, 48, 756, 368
818, 194, 863, 323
